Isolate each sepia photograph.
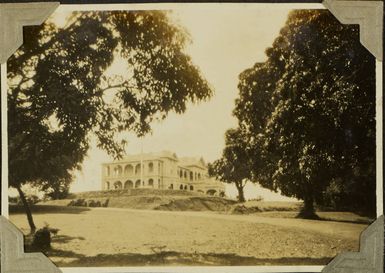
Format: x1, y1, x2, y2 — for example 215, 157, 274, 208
3, 3, 380, 269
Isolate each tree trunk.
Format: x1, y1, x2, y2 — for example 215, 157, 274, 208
236, 183, 246, 203
16, 186, 36, 233
297, 194, 318, 219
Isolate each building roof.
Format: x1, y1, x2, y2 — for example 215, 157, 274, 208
178, 157, 206, 169
104, 151, 178, 164
103, 151, 211, 169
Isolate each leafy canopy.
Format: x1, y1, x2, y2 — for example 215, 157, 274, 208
8, 11, 212, 190
233, 10, 375, 215
208, 128, 252, 202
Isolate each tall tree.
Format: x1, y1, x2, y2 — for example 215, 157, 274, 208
8, 11, 212, 232
208, 128, 252, 203
234, 10, 375, 218
233, 62, 279, 187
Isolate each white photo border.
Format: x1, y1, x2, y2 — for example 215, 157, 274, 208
1, 3, 383, 273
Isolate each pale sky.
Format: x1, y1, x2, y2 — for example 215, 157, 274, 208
54, 6, 298, 201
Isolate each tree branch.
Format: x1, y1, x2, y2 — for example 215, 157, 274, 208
95, 80, 135, 96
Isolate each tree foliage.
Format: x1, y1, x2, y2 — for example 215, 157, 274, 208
234, 10, 376, 217
8, 10, 212, 231
40, 177, 71, 200
208, 128, 252, 202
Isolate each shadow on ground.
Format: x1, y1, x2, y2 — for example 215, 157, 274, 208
10, 204, 90, 214
317, 217, 374, 225
52, 234, 85, 244
257, 211, 373, 225
48, 251, 333, 267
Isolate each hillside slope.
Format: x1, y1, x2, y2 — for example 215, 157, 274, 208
39, 189, 237, 211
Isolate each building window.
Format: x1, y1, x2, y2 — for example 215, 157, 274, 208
135, 180, 141, 188
124, 180, 133, 189
124, 165, 133, 175
179, 184, 183, 190
170, 183, 174, 189
158, 179, 161, 189
114, 181, 122, 189
148, 179, 154, 187
114, 166, 122, 176
198, 173, 201, 180
106, 181, 110, 190
190, 185, 194, 191
148, 162, 154, 173
184, 185, 188, 190
179, 169, 183, 178
106, 166, 110, 176
184, 171, 187, 179
135, 164, 141, 175
190, 172, 193, 181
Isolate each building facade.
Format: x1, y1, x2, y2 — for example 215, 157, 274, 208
101, 151, 225, 196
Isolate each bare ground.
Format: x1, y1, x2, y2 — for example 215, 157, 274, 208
9, 206, 368, 267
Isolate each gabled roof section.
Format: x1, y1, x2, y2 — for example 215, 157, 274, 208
178, 157, 206, 169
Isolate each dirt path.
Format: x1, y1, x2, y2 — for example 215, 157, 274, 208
95, 207, 367, 240
9, 208, 367, 266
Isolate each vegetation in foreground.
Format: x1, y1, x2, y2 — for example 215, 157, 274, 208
210, 10, 376, 219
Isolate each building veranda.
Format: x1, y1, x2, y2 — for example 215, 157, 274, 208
102, 151, 225, 196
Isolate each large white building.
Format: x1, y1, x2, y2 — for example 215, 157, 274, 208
101, 151, 225, 196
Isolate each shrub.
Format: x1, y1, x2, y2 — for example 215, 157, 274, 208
32, 228, 51, 250
87, 200, 96, 207
27, 195, 41, 205
232, 205, 261, 214
68, 198, 108, 207
103, 199, 110, 207
8, 196, 20, 204
248, 196, 264, 202
68, 198, 86, 207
